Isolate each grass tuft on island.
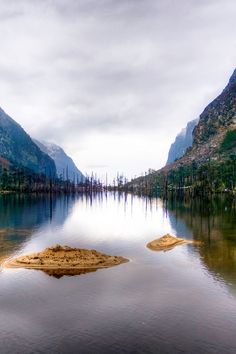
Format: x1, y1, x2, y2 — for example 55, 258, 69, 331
4, 245, 129, 277
147, 234, 194, 252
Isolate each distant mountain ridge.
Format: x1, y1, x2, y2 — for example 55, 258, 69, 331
34, 140, 84, 182
166, 118, 199, 165
0, 108, 56, 177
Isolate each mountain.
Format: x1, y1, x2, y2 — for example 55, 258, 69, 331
126, 68, 236, 195
166, 118, 199, 165
0, 108, 56, 177
164, 68, 236, 170
34, 140, 84, 182
194, 68, 236, 146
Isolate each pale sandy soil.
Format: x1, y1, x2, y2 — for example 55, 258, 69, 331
147, 234, 194, 251
4, 245, 129, 276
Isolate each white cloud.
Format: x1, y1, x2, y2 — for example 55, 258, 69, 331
0, 0, 235, 179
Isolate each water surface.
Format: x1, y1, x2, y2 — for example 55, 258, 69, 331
1, 193, 236, 354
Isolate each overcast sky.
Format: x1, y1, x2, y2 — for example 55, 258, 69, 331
0, 0, 235, 181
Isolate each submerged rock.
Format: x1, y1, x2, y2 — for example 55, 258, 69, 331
4, 244, 128, 276
147, 234, 193, 251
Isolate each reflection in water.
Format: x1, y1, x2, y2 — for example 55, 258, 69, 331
0, 194, 75, 263
1, 193, 236, 353
2, 193, 236, 288
43, 268, 97, 279
167, 196, 236, 294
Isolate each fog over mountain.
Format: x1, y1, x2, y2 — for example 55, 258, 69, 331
0, 1, 235, 180
34, 139, 84, 182
166, 119, 199, 165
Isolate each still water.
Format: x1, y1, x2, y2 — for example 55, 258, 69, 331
1, 193, 236, 354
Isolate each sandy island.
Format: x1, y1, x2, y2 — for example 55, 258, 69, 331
4, 245, 129, 277
147, 234, 194, 251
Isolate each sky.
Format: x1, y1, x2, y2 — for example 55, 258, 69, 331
0, 0, 235, 182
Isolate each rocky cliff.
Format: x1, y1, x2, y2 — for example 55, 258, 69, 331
193, 68, 236, 145
164, 68, 236, 170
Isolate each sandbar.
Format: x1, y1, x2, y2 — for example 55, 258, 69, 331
147, 234, 193, 251
4, 244, 129, 276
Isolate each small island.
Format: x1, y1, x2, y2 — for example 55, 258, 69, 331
147, 234, 193, 251
4, 245, 129, 276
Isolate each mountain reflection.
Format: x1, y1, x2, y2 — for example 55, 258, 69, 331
0, 194, 75, 263
167, 196, 236, 294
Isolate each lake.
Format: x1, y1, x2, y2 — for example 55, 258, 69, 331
1, 193, 236, 354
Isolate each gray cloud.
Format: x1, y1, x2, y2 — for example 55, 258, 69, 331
0, 0, 235, 179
